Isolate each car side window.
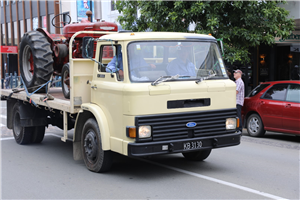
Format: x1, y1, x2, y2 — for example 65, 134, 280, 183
262, 84, 288, 101
248, 84, 270, 97
286, 84, 300, 103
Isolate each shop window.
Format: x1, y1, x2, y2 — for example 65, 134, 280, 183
1, 24, 5, 45
7, 22, 11, 45
13, 21, 18, 45
26, 19, 31, 32
20, 20, 24, 37
49, 14, 55, 34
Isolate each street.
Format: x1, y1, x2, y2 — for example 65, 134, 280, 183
1, 100, 299, 200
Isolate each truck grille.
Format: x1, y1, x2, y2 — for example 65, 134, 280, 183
135, 109, 236, 142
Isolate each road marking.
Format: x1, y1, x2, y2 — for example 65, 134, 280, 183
140, 158, 288, 200
0, 115, 7, 119
0, 135, 289, 199
0, 124, 6, 127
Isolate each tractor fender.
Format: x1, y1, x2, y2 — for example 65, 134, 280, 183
36, 28, 67, 43
73, 103, 111, 161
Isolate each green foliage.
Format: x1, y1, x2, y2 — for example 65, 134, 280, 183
116, 0, 295, 64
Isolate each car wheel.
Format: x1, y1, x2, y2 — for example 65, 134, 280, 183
247, 114, 266, 137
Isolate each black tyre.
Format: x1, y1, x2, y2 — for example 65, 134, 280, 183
182, 149, 212, 161
20, 31, 54, 93
31, 126, 46, 143
12, 103, 33, 144
247, 114, 266, 137
61, 63, 70, 99
81, 118, 113, 172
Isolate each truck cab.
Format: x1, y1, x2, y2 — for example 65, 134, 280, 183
72, 32, 240, 172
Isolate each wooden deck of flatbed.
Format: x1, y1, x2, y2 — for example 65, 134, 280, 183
1, 87, 78, 113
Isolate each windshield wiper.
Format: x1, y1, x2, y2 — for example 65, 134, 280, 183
195, 72, 216, 84
151, 75, 184, 86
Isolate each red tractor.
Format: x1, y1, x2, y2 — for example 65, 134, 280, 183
19, 12, 118, 99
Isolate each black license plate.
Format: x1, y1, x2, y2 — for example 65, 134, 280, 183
183, 140, 202, 150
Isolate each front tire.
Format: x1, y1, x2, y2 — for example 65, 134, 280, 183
247, 113, 266, 137
81, 118, 113, 172
19, 31, 54, 93
12, 103, 33, 144
182, 149, 212, 161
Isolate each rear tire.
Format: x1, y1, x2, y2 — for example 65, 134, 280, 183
182, 149, 212, 161
31, 126, 46, 143
12, 103, 33, 144
81, 118, 113, 172
61, 63, 70, 99
19, 31, 54, 93
247, 114, 266, 137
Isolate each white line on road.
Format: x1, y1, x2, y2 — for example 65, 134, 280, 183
0, 124, 6, 127
140, 158, 288, 200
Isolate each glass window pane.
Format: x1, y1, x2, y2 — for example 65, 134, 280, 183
262, 84, 288, 101
20, 20, 24, 37
248, 84, 270, 97
26, 19, 31, 32
286, 84, 300, 103
13, 21, 18, 45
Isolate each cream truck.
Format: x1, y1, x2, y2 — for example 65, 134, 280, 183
1, 31, 240, 172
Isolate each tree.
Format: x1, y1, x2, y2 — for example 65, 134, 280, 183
116, 0, 295, 64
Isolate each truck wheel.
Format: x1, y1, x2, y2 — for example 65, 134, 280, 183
61, 63, 70, 99
31, 126, 46, 143
19, 31, 54, 93
12, 103, 33, 144
247, 114, 266, 137
81, 118, 112, 172
182, 149, 212, 161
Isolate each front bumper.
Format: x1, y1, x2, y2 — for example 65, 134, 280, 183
128, 132, 241, 157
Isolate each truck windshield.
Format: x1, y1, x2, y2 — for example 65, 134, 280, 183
127, 41, 228, 82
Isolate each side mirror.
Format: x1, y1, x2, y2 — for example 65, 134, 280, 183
82, 37, 94, 58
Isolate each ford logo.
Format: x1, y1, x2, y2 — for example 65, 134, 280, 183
186, 122, 197, 128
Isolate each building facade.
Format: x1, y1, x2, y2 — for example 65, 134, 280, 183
1, 0, 298, 95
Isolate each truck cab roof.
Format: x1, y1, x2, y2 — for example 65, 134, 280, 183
98, 32, 216, 42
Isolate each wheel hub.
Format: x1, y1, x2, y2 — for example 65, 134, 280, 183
249, 117, 259, 133
84, 131, 98, 161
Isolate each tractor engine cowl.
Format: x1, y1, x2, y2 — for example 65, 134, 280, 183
63, 21, 118, 38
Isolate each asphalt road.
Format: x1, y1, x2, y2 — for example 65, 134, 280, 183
1, 100, 299, 200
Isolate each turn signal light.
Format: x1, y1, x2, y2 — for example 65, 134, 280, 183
237, 118, 240, 128
128, 127, 136, 138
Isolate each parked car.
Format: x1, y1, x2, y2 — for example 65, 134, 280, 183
242, 80, 300, 137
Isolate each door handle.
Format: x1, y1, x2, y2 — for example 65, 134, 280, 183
285, 104, 291, 108
260, 101, 265, 105
91, 85, 97, 89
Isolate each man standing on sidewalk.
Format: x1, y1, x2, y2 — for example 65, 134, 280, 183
234, 69, 244, 134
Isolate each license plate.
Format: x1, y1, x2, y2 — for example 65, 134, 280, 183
183, 141, 202, 150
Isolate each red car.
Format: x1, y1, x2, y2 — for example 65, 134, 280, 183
242, 80, 300, 137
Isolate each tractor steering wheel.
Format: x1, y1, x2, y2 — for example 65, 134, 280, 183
51, 13, 72, 28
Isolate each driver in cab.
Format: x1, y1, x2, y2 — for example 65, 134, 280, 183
106, 44, 156, 80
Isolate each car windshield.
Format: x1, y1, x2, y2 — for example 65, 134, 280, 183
127, 41, 228, 82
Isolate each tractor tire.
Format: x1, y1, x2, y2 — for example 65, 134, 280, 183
19, 31, 54, 93
61, 63, 70, 99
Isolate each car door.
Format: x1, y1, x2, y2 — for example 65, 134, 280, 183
258, 84, 288, 130
282, 84, 300, 133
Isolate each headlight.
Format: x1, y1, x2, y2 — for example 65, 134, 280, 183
226, 118, 237, 130
139, 126, 151, 138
